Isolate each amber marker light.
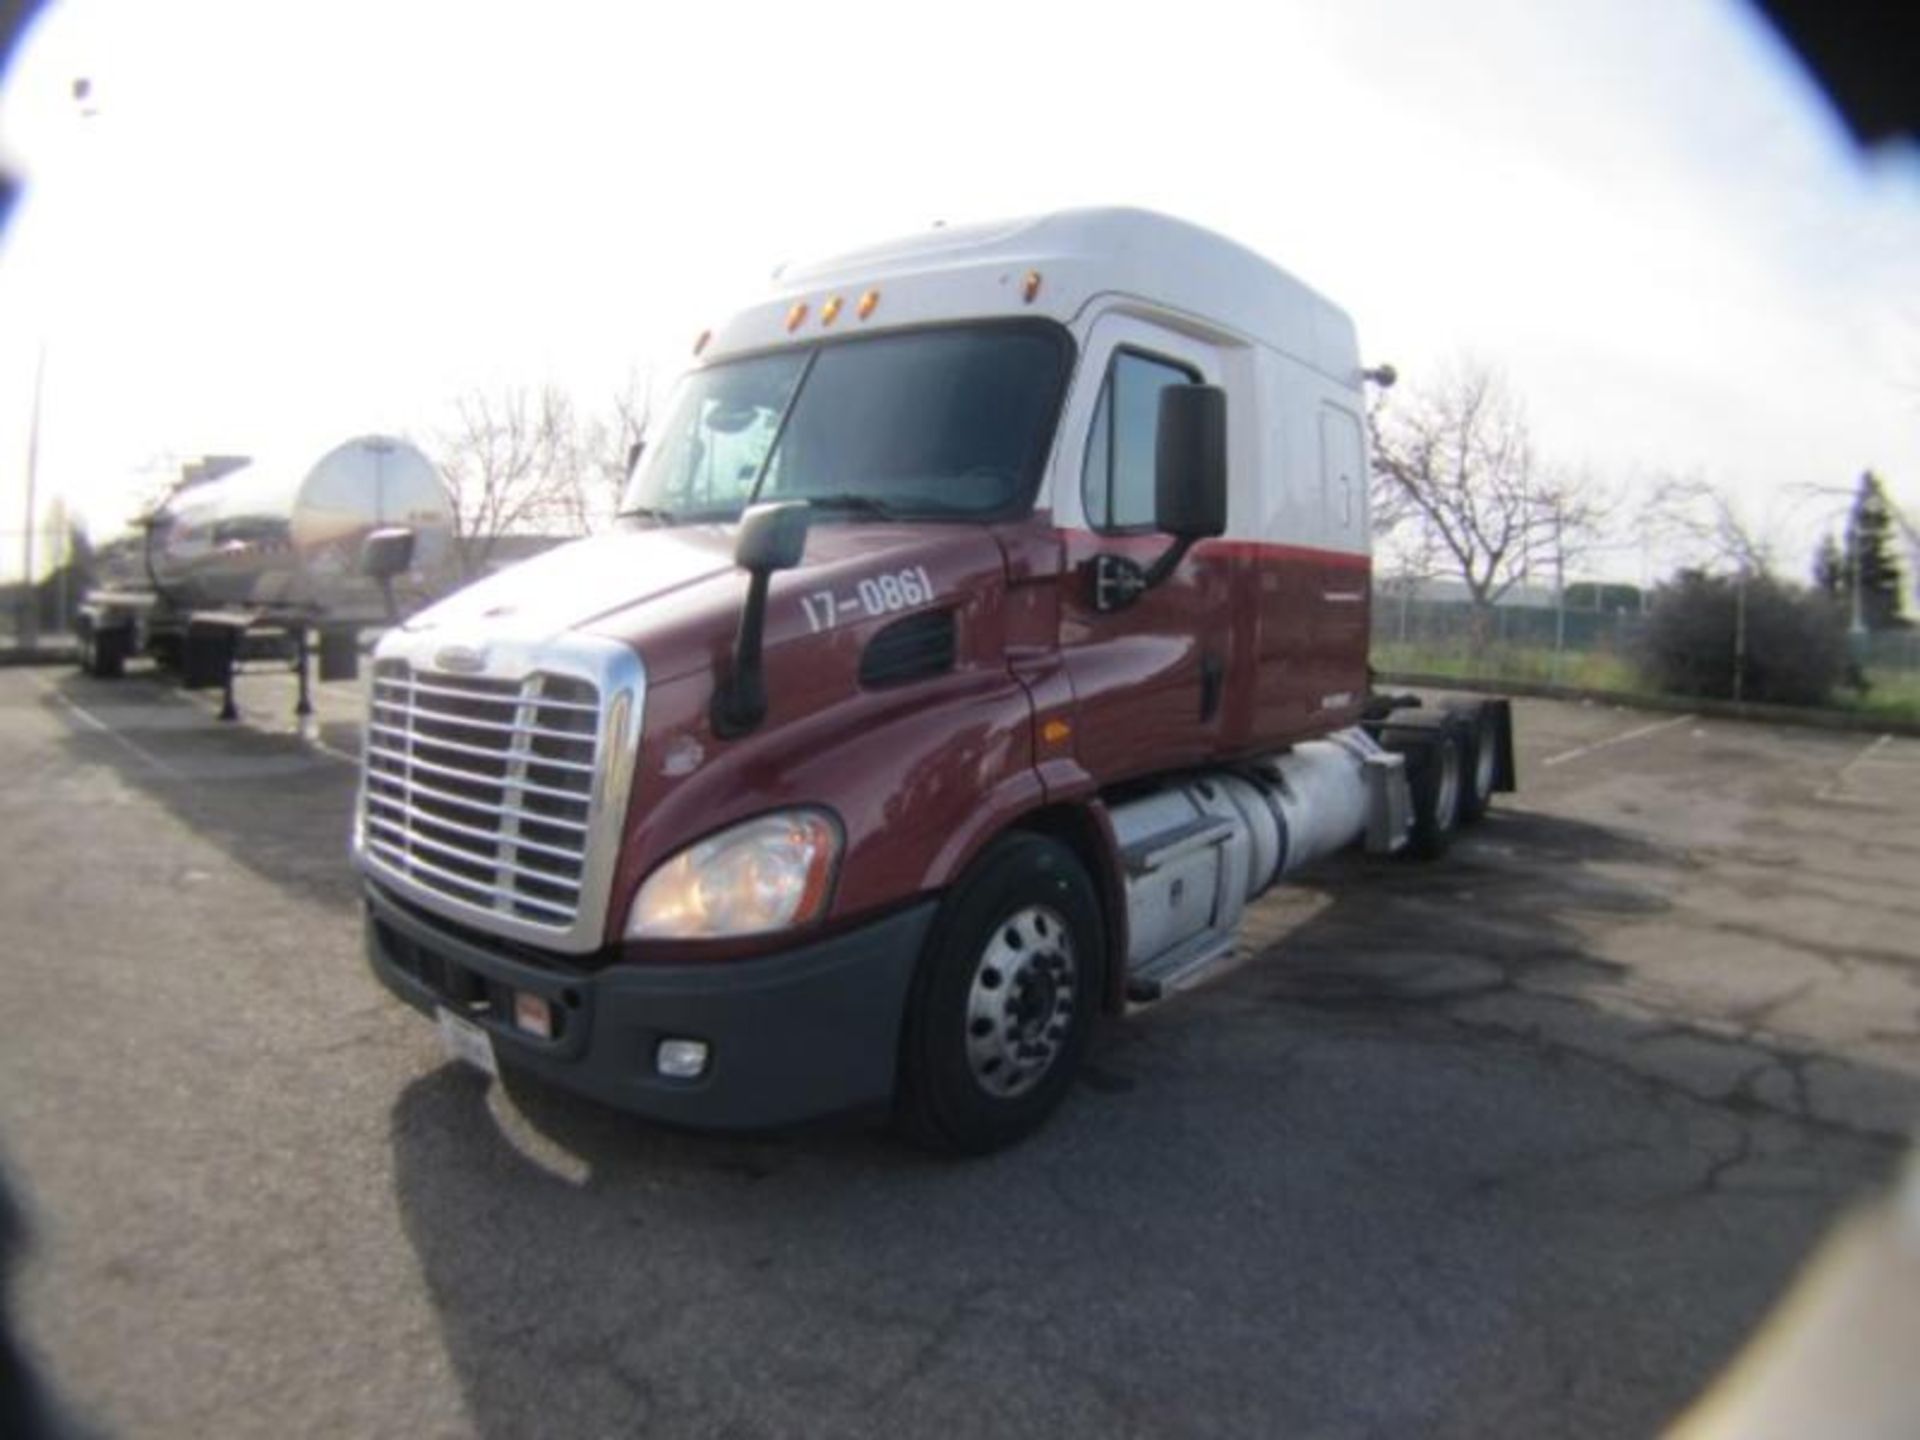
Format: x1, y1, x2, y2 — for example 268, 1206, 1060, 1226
786, 302, 809, 332
1042, 718, 1072, 745
857, 289, 880, 320
1022, 270, 1043, 303
820, 296, 844, 326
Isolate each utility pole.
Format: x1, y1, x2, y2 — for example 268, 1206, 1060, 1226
19, 343, 46, 651
1551, 496, 1567, 681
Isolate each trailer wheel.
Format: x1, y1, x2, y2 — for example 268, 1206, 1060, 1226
96, 625, 128, 680
894, 833, 1103, 1155
1400, 729, 1463, 860
76, 618, 126, 679
1456, 707, 1499, 825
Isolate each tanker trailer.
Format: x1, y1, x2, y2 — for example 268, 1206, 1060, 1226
76, 435, 458, 718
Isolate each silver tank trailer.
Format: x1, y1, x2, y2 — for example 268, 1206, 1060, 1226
144, 436, 458, 624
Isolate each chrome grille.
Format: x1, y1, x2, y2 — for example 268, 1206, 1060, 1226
362, 660, 602, 928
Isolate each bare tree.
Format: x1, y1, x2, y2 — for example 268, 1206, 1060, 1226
433, 386, 591, 577
1641, 471, 1774, 577
1638, 472, 1784, 703
1369, 359, 1607, 645
575, 371, 653, 531
1373, 513, 1444, 649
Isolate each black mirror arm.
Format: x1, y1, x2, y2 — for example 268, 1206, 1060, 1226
711, 568, 773, 739
711, 500, 810, 738
1141, 535, 1196, 590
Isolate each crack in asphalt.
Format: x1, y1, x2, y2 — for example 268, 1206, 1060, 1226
1695, 917, 1920, 978
1253, 943, 1908, 1153
1438, 1003, 1903, 1148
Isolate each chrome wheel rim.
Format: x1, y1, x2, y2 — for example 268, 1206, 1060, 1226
964, 904, 1076, 1099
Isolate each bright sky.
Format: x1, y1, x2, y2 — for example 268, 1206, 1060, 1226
1, 0, 1916, 585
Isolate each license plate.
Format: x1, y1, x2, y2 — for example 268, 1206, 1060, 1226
435, 1007, 498, 1078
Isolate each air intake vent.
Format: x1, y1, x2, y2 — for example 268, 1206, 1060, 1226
860, 609, 956, 687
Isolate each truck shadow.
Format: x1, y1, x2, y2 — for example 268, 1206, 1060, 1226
385, 801, 1913, 1440
36, 671, 364, 911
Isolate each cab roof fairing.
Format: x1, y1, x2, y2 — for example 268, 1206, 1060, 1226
698, 207, 1363, 389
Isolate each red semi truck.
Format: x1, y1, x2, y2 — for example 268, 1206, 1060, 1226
354, 209, 1513, 1151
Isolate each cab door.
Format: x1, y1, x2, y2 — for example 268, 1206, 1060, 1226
1052, 314, 1238, 785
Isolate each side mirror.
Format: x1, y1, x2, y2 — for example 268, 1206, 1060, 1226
1154, 384, 1228, 539
713, 502, 811, 739
361, 527, 416, 581
361, 527, 417, 623
734, 500, 811, 574
1090, 385, 1228, 614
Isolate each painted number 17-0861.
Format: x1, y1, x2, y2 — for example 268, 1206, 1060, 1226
800, 566, 936, 633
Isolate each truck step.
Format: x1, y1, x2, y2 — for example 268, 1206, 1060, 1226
1124, 932, 1240, 1005
1118, 817, 1237, 876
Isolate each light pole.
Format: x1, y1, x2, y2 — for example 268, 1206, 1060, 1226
1551, 495, 1567, 682
16, 78, 98, 653
19, 344, 46, 650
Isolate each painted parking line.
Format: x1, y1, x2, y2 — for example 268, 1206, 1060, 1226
1539, 712, 1697, 769
1814, 732, 1895, 804
35, 677, 185, 779
298, 721, 361, 769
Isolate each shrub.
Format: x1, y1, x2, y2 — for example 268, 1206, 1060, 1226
1636, 570, 1848, 707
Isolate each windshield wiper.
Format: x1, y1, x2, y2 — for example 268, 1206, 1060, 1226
801, 492, 899, 520
618, 505, 679, 524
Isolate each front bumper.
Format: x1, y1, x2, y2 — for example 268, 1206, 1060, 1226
364, 881, 934, 1130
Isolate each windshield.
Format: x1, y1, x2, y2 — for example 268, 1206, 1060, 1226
619, 323, 1071, 523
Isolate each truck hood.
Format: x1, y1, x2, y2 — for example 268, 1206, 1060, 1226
401, 528, 737, 641
402, 521, 1018, 684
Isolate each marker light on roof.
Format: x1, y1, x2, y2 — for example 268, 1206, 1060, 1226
1023, 270, 1042, 303
786, 302, 808, 332
820, 296, 843, 326
693, 329, 711, 356
857, 289, 880, 320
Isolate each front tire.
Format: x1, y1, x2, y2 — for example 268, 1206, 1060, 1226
894, 833, 1104, 1154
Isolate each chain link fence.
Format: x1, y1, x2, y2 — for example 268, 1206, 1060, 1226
1, 525, 82, 659
1372, 593, 1648, 655
1371, 592, 1920, 687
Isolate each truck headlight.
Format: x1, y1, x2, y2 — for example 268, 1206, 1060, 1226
626, 809, 841, 940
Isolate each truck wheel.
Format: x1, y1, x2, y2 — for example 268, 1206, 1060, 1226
1402, 729, 1463, 860
894, 833, 1103, 1155
95, 626, 128, 680
76, 620, 126, 679
1456, 707, 1498, 825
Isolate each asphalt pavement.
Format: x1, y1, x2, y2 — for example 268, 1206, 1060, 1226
1, 661, 1916, 1438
